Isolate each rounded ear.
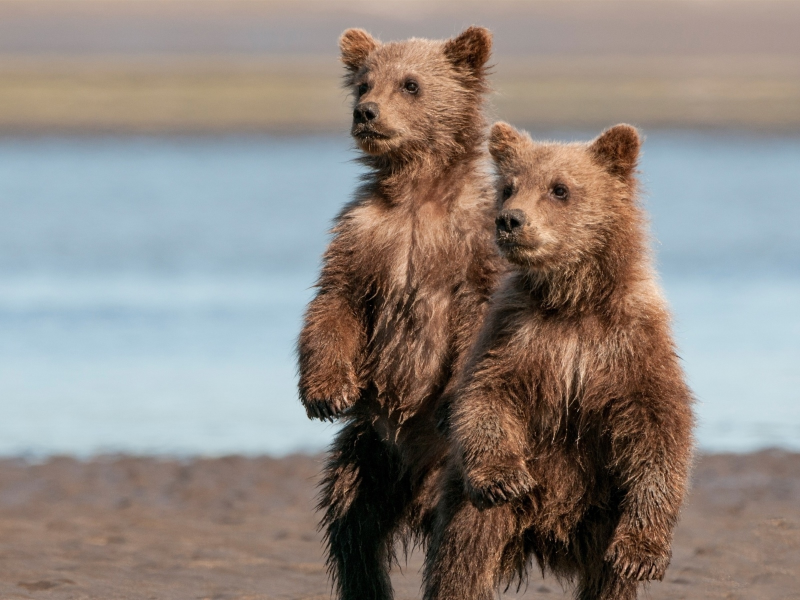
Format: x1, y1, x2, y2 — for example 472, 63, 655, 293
340, 29, 380, 72
443, 26, 492, 72
589, 124, 641, 180
489, 121, 527, 163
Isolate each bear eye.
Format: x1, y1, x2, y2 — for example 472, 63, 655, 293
403, 79, 419, 94
501, 184, 515, 201
357, 83, 369, 97
551, 183, 569, 201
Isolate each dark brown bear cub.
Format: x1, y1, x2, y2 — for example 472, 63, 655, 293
296, 27, 503, 600
424, 123, 695, 600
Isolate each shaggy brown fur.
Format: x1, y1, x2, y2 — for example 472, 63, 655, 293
296, 27, 504, 600
423, 123, 695, 600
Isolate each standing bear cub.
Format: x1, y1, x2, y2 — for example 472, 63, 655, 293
297, 27, 503, 600
424, 123, 695, 600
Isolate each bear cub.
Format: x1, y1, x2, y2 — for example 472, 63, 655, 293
424, 123, 695, 600
297, 27, 503, 600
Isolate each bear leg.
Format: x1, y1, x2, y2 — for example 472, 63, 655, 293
576, 563, 639, 600
319, 419, 410, 600
424, 491, 521, 600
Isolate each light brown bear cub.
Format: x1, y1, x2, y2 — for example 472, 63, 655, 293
297, 27, 503, 600
424, 123, 695, 600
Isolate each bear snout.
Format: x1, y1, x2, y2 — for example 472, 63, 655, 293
496, 209, 527, 234
353, 102, 380, 124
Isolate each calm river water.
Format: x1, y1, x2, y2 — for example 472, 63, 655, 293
0, 132, 798, 455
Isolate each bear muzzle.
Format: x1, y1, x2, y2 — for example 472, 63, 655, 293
353, 102, 380, 124
496, 209, 527, 234
351, 124, 391, 145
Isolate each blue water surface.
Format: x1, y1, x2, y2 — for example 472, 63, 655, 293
0, 132, 798, 456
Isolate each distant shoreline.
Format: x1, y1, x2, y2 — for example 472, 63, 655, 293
2, 54, 799, 134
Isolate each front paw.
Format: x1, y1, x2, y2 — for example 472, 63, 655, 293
303, 388, 358, 422
466, 464, 536, 510
605, 537, 671, 581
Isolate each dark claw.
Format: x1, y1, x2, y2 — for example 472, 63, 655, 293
307, 400, 333, 421
306, 403, 320, 419
487, 487, 505, 505
624, 564, 634, 579
305, 393, 356, 422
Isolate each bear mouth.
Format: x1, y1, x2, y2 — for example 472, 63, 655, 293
352, 124, 391, 141
496, 236, 522, 259
497, 234, 540, 265
496, 232, 519, 250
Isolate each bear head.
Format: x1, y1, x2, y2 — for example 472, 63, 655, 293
489, 122, 642, 280
339, 26, 492, 163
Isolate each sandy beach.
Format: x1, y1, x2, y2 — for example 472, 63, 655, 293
0, 451, 797, 599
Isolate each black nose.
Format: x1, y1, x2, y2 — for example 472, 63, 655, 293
353, 102, 379, 123
496, 209, 527, 233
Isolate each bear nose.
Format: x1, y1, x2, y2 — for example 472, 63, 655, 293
496, 209, 527, 233
353, 102, 380, 123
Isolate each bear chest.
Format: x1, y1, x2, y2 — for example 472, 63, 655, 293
350, 197, 473, 288
512, 317, 615, 434
353, 203, 472, 406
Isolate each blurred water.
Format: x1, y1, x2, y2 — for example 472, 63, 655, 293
0, 133, 798, 456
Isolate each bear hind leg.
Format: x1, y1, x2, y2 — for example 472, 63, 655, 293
424, 496, 522, 600
576, 563, 639, 600
319, 422, 410, 600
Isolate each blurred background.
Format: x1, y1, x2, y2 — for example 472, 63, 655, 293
0, 0, 798, 457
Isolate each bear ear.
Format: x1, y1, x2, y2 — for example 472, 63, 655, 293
489, 121, 527, 163
340, 29, 380, 72
589, 124, 641, 180
443, 26, 492, 72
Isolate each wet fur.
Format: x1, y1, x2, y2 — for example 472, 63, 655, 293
424, 124, 695, 600
296, 27, 503, 600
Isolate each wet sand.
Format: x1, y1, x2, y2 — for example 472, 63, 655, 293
0, 451, 797, 599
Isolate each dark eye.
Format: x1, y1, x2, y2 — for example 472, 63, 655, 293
551, 184, 569, 200
501, 184, 515, 201
403, 79, 419, 94
357, 83, 369, 96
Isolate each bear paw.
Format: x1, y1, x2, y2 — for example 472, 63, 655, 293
466, 464, 536, 510
303, 387, 358, 422
605, 539, 671, 581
